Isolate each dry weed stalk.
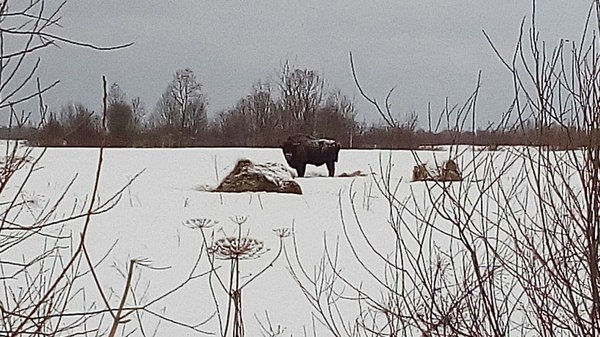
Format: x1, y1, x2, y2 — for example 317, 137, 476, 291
186, 215, 289, 337
0, 5, 211, 333
289, 2, 600, 337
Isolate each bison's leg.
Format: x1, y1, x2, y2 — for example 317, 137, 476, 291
326, 161, 336, 177
296, 164, 306, 177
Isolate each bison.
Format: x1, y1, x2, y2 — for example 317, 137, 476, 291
281, 134, 341, 177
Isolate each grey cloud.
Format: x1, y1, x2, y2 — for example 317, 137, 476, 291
20, 0, 593, 126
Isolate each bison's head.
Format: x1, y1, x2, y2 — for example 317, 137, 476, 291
281, 140, 300, 166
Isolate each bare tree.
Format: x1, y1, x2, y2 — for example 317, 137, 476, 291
278, 60, 324, 135
107, 82, 127, 106
219, 82, 281, 146
107, 101, 134, 145
244, 82, 280, 143
316, 90, 358, 146
130, 96, 147, 130
105, 83, 144, 145
155, 90, 179, 129
154, 68, 208, 145
61, 102, 101, 146
36, 111, 64, 145
216, 108, 252, 146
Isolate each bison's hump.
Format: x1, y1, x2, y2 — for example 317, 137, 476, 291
315, 139, 338, 147
284, 134, 340, 149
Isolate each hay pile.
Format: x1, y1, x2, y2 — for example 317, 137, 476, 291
412, 159, 462, 182
338, 170, 368, 178
213, 159, 302, 194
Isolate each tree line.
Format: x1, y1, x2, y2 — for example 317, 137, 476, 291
7, 62, 588, 150
22, 64, 362, 148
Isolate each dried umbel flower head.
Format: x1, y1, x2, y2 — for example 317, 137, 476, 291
20, 191, 46, 209
183, 218, 217, 229
272, 228, 291, 238
209, 237, 267, 260
229, 215, 248, 226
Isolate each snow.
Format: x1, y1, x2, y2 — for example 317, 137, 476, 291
2, 143, 522, 336
244, 160, 295, 185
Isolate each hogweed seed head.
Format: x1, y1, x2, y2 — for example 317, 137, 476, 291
20, 191, 45, 208
183, 218, 217, 229
208, 236, 267, 260
272, 228, 291, 238
229, 215, 248, 226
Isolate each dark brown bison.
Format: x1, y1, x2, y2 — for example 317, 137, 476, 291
281, 134, 341, 177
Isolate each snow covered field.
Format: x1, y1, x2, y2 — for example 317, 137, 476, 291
2, 143, 535, 336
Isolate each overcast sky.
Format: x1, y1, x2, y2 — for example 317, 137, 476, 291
28, 1, 592, 127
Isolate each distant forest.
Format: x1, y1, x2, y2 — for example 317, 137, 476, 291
4, 65, 587, 150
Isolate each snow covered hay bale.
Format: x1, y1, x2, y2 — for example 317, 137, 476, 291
412, 163, 434, 181
440, 159, 462, 181
411, 159, 462, 182
213, 159, 302, 194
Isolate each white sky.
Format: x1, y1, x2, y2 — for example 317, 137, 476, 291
25, 1, 593, 127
